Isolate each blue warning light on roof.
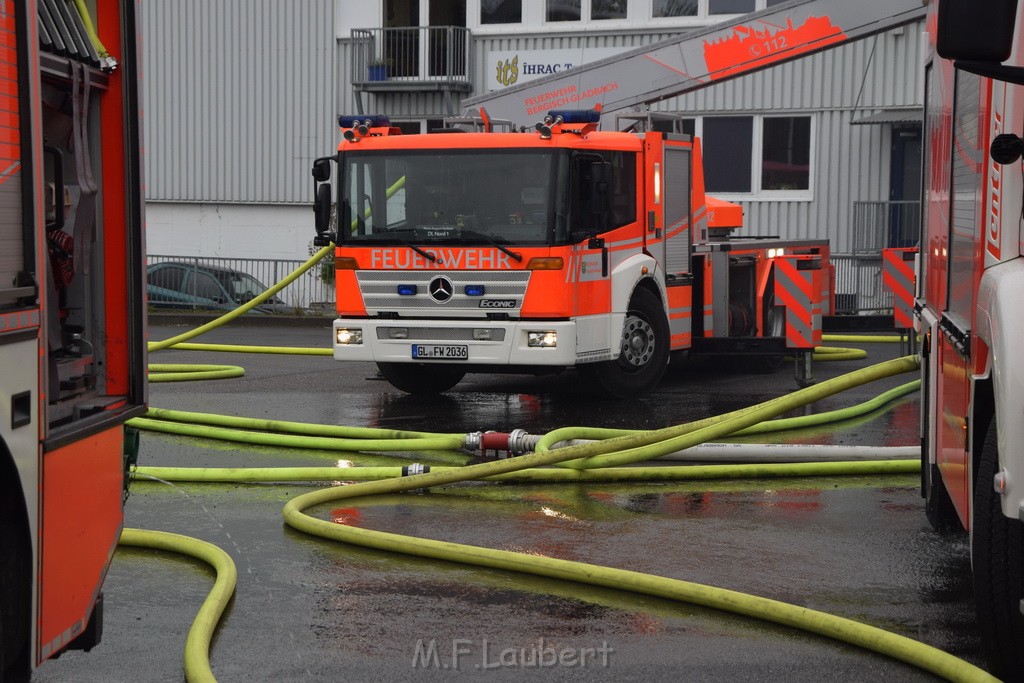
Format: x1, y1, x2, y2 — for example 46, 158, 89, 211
547, 109, 600, 124
339, 114, 391, 128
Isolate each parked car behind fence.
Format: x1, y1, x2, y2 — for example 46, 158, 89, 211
146, 256, 335, 313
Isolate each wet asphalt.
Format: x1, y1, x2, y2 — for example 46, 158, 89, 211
32, 321, 985, 681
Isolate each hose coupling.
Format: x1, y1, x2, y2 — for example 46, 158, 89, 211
506, 429, 536, 455
463, 429, 532, 459
401, 463, 430, 476
100, 55, 119, 72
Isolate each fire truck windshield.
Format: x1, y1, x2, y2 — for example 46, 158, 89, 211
339, 149, 564, 246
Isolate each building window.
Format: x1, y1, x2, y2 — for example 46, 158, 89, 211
482, 0, 522, 24
547, 0, 581, 21
709, 0, 755, 14
593, 0, 628, 20
700, 115, 813, 196
703, 117, 753, 193
653, 0, 697, 18
547, 0, 625, 22
761, 116, 811, 190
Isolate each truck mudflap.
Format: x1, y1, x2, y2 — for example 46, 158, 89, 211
882, 247, 919, 356
882, 248, 917, 329
773, 255, 823, 350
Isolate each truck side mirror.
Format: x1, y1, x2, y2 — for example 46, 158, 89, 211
312, 158, 332, 182
937, 0, 1018, 62
313, 182, 335, 245
312, 156, 337, 245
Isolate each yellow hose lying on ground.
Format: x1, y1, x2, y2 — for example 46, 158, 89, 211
128, 377, 919, 457
118, 528, 237, 683
543, 356, 918, 469
281, 455, 990, 681
136, 339, 961, 679
134, 459, 919, 484
161, 342, 332, 355
148, 364, 246, 382
271, 354, 991, 682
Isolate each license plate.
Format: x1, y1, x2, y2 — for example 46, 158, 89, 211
411, 344, 468, 360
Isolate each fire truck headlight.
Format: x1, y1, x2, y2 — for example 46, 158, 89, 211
336, 328, 363, 345
527, 331, 557, 348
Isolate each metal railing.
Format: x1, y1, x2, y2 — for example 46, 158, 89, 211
146, 254, 335, 313
851, 200, 921, 253
831, 253, 892, 314
351, 26, 472, 89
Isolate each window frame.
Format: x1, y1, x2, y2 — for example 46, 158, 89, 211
543, 0, 629, 23
697, 113, 816, 202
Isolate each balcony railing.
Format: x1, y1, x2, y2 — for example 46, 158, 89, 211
851, 200, 921, 253
351, 26, 472, 91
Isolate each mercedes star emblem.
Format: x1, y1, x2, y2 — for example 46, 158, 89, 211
428, 276, 454, 303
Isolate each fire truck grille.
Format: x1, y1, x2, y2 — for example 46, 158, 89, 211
357, 271, 531, 315
376, 327, 507, 342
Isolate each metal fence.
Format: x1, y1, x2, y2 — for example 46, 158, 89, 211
831, 253, 893, 314
851, 200, 921, 252
146, 254, 335, 312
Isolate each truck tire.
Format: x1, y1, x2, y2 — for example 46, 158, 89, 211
1, 494, 30, 680
377, 362, 466, 395
923, 452, 962, 534
745, 298, 786, 374
583, 287, 669, 398
972, 413, 1024, 680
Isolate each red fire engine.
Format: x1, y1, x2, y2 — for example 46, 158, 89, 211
315, 0, 933, 399
0, 0, 146, 676
311, 110, 831, 398
915, 0, 1024, 677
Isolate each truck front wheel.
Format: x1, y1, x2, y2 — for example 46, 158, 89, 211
972, 412, 1024, 680
582, 287, 669, 398
377, 362, 466, 395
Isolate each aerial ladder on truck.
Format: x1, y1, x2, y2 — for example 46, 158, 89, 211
461, 0, 925, 124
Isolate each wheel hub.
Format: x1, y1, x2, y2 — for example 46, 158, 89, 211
621, 315, 654, 368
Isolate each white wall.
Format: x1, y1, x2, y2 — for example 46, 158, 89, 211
337, 2, 379, 38
145, 203, 317, 261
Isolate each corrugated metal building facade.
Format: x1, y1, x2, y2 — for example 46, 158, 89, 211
140, 1, 922, 261
141, 0, 336, 204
